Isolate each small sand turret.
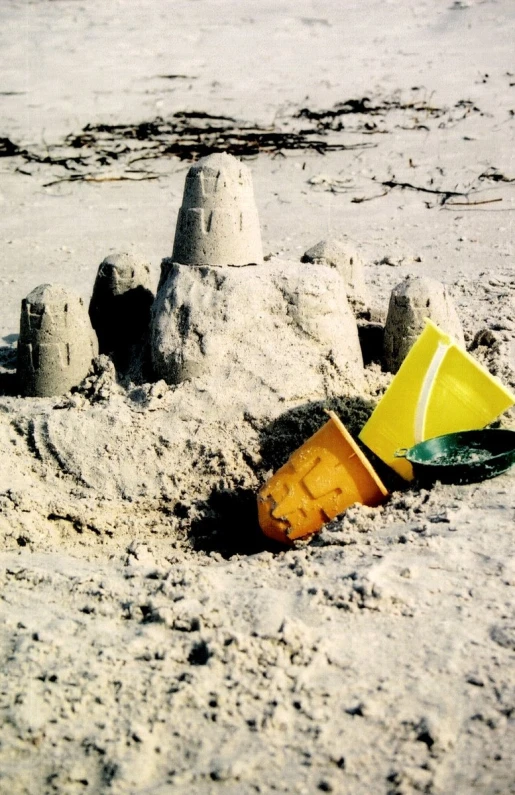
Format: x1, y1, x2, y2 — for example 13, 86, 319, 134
301, 239, 368, 313
18, 284, 98, 397
89, 252, 154, 369
170, 152, 263, 269
383, 276, 464, 373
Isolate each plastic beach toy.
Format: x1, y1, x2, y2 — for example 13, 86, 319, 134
359, 319, 515, 480
258, 411, 388, 544
395, 429, 515, 485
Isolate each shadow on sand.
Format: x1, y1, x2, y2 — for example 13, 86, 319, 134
187, 393, 399, 558
0, 339, 18, 397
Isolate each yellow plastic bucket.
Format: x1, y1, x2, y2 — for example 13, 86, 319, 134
359, 319, 515, 480
258, 411, 388, 544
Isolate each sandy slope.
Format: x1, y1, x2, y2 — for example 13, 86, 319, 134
0, 1, 514, 793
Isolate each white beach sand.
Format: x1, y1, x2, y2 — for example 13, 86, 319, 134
1, 1, 514, 792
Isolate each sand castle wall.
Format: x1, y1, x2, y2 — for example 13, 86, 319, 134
151, 259, 364, 416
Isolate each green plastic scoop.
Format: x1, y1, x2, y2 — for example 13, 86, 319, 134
395, 429, 515, 485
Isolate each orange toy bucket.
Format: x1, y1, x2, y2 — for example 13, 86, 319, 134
258, 411, 388, 544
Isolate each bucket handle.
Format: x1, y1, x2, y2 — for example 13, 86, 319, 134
414, 340, 451, 443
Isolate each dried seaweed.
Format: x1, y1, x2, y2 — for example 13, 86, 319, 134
380, 179, 468, 205
156, 74, 197, 81
351, 191, 389, 204
297, 97, 375, 121
444, 197, 503, 207
295, 96, 480, 132
0, 108, 381, 185
65, 113, 374, 163
0, 137, 25, 157
479, 168, 515, 184
43, 172, 160, 188
0, 94, 486, 187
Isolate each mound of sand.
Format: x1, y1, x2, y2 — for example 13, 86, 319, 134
151, 258, 364, 416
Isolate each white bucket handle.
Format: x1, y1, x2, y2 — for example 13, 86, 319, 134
414, 340, 452, 443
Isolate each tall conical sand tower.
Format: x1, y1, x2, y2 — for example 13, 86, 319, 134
171, 152, 263, 267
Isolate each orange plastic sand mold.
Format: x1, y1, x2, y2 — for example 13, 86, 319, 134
258, 411, 388, 544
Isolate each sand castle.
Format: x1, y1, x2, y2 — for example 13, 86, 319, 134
16, 154, 471, 407
165, 152, 263, 275
151, 153, 365, 410
89, 252, 154, 371
15, 153, 366, 406
383, 275, 464, 373
301, 238, 369, 313
17, 284, 98, 397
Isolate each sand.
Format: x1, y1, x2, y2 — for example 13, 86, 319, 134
1, 1, 515, 793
